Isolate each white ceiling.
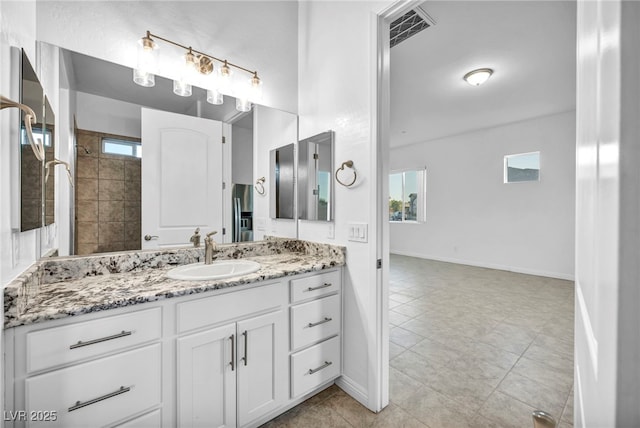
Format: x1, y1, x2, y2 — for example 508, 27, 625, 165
390, 0, 577, 148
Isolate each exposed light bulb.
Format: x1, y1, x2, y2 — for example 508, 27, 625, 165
248, 72, 263, 102
218, 60, 233, 93
463, 68, 493, 86
207, 88, 224, 105
173, 49, 197, 97
133, 32, 158, 87
236, 97, 252, 112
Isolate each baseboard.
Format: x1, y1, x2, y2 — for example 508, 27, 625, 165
335, 375, 371, 410
389, 250, 575, 281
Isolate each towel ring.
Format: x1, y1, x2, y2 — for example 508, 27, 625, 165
335, 160, 357, 187
254, 177, 266, 195
45, 159, 74, 187
0, 95, 45, 161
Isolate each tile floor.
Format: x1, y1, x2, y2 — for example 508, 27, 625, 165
261, 255, 575, 428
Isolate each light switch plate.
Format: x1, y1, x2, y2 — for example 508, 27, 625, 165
328, 223, 335, 239
348, 223, 368, 243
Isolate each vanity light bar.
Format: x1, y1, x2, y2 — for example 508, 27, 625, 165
134, 31, 263, 110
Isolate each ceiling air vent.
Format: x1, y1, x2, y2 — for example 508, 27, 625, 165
390, 6, 435, 48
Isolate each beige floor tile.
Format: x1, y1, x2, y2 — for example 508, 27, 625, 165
370, 403, 429, 428
322, 389, 378, 427
410, 337, 463, 368
497, 371, 568, 419
399, 385, 479, 428
561, 388, 574, 424
511, 357, 574, 395
390, 326, 425, 348
479, 391, 537, 428
390, 310, 413, 326
460, 342, 521, 371
390, 341, 407, 360
427, 365, 497, 411
389, 367, 424, 404
390, 350, 440, 386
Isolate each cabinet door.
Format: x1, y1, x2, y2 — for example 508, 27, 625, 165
177, 324, 236, 428
236, 310, 287, 426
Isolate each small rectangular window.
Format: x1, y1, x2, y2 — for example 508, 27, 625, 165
504, 152, 540, 183
102, 138, 142, 158
389, 169, 426, 223
21, 127, 52, 147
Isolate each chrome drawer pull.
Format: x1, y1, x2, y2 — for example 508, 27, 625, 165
230, 334, 235, 371
70, 330, 132, 349
306, 283, 332, 292
242, 330, 248, 366
308, 361, 332, 375
68, 386, 130, 412
308, 317, 333, 328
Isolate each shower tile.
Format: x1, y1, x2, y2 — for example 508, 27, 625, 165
99, 158, 125, 180
76, 200, 98, 222
98, 179, 125, 201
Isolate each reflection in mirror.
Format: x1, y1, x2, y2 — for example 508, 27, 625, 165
43, 97, 55, 226
54, 46, 279, 256
298, 130, 334, 221
20, 49, 44, 232
270, 144, 295, 219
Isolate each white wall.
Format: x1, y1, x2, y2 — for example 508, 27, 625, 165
390, 111, 576, 280
36, 1, 299, 114
298, 0, 390, 410
75, 91, 142, 138
252, 105, 298, 241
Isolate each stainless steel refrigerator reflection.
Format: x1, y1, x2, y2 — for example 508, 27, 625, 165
232, 184, 253, 242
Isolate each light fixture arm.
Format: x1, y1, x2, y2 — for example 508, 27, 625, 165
145, 31, 259, 77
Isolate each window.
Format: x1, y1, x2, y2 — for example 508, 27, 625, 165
504, 151, 540, 183
21, 127, 52, 147
389, 169, 426, 222
102, 138, 142, 158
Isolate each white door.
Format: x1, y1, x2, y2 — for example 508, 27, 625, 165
236, 310, 287, 427
141, 108, 223, 249
177, 324, 237, 428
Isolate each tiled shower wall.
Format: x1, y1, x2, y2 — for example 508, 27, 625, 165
75, 129, 141, 255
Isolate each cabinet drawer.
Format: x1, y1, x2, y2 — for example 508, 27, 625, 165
25, 344, 161, 428
290, 270, 341, 303
290, 294, 340, 351
177, 282, 286, 333
290, 336, 341, 398
26, 308, 161, 373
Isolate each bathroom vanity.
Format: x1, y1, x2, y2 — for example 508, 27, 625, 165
3, 239, 345, 428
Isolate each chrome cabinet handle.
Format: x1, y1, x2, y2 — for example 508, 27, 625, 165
308, 317, 333, 328
230, 334, 235, 371
242, 330, 248, 366
68, 386, 130, 412
70, 330, 132, 349
308, 361, 332, 375
144, 235, 159, 241
306, 283, 332, 292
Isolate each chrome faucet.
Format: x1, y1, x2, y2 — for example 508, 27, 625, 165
190, 228, 201, 247
204, 231, 218, 264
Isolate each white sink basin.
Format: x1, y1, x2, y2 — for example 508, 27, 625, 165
167, 260, 261, 281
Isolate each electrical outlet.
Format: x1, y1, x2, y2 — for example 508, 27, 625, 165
327, 223, 335, 239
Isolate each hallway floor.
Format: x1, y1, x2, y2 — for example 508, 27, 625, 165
261, 255, 575, 427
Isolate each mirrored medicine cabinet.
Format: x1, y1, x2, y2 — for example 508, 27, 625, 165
20, 49, 56, 232
270, 144, 295, 219
297, 130, 334, 222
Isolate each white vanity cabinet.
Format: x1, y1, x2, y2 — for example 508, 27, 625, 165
288, 270, 342, 399
5, 308, 163, 428
4, 267, 343, 428
176, 282, 288, 428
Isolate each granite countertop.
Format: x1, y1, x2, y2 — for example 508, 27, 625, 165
4, 238, 345, 329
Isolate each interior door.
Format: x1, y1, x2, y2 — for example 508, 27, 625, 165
141, 108, 223, 249
236, 310, 287, 427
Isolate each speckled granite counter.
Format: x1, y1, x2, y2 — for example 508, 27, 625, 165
4, 238, 345, 329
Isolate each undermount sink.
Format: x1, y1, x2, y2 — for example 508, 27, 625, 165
167, 260, 261, 281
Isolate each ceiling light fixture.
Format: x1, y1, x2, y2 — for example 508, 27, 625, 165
133, 31, 263, 111
463, 68, 493, 86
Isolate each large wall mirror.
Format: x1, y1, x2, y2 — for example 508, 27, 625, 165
269, 143, 295, 219
48, 44, 295, 256
20, 49, 45, 232
297, 130, 334, 221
